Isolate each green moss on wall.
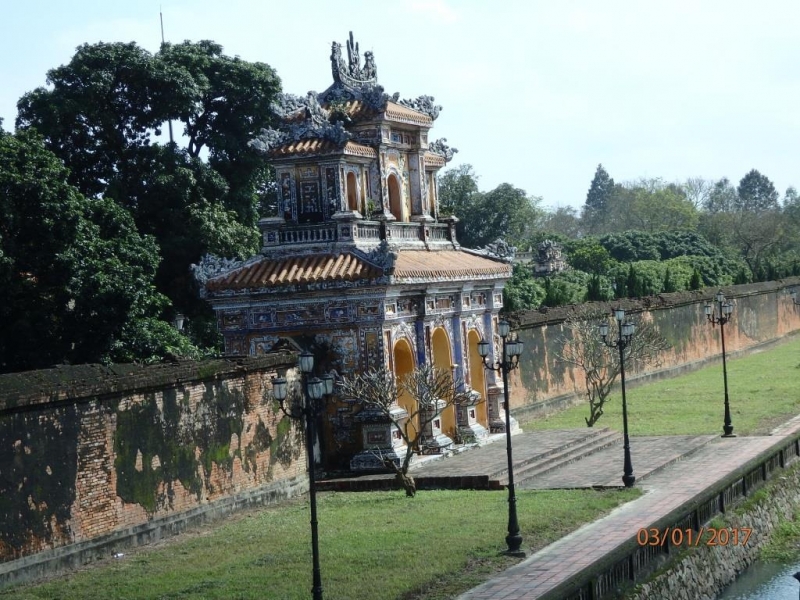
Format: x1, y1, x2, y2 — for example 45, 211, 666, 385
0, 405, 80, 554
114, 381, 250, 513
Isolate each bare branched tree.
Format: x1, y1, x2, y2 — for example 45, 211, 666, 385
557, 309, 669, 427
338, 363, 477, 497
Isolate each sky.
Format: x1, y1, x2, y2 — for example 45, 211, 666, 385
2, 0, 799, 211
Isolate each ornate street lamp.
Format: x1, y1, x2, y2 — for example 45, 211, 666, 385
705, 291, 735, 437
600, 308, 636, 488
271, 351, 335, 600
172, 313, 186, 332
478, 320, 525, 555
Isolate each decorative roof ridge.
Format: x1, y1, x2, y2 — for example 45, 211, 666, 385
461, 239, 517, 264
192, 253, 265, 288
351, 241, 397, 273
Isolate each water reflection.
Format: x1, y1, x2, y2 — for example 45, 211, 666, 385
716, 561, 800, 599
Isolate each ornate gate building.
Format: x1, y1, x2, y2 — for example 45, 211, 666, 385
194, 33, 512, 470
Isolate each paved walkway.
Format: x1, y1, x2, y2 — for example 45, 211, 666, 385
457, 422, 800, 599
520, 434, 716, 489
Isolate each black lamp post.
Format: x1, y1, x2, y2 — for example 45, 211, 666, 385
600, 308, 636, 488
271, 351, 334, 600
477, 320, 525, 555
705, 290, 735, 437
793, 571, 800, 599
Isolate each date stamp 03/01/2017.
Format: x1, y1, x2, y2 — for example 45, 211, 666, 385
637, 527, 753, 547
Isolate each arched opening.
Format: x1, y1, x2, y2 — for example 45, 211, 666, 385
393, 339, 417, 443
346, 171, 358, 212
388, 174, 403, 221
468, 329, 488, 428
431, 328, 456, 438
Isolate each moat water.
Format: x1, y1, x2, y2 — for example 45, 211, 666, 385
716, 559, 800, 599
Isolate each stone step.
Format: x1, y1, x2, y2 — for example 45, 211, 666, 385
486, 427, 616, 481
495, 429, 623, 486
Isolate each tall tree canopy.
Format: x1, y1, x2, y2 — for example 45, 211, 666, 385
16, 40, 282, 350
438, 165, 542, 249
0, 130, 191, 372
583, 164, 614, 232
736, 169, 780, 213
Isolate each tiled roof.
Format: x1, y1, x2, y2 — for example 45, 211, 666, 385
423, 152, 446, 168
393, 250, 512, 281
269, 139, 376, 159
206, 253, 383, 291
331, 100, 378, 121
384, 101, 433, 126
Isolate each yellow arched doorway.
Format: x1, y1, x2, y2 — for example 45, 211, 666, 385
467, 329, 489, 428
346, 171, 358, 211
388, 174, 403, 221
393, 338, 417, 442
431, 327, 456, 438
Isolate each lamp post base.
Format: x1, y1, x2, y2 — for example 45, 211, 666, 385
722, 424, 735, 438
622, 473, 636, 488
721, 432, 737, 438
503, 532, 526, 557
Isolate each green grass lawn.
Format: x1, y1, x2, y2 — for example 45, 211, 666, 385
3, 488, 639, 600
524, 336, 800, 436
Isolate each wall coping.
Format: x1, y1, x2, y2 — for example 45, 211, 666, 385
509, 277, 800, 329
0, 352, 297, 415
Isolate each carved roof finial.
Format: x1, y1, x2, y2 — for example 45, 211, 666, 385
330, 31, 378, 88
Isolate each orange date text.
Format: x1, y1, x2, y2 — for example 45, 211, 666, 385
636, 527, 752, 547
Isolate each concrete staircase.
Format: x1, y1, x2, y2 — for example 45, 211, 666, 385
492, 428, 622, 487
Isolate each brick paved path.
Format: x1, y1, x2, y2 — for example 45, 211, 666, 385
457, 424, 800, 599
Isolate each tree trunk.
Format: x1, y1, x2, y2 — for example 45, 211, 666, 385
383, 457, 416, 497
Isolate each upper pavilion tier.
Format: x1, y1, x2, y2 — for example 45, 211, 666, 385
249, 31, 458, 258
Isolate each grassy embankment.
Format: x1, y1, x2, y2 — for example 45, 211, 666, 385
523, 335, 800, 436
3, 488, 639, 600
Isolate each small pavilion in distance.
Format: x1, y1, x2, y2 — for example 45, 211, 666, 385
194, 33, 513, 471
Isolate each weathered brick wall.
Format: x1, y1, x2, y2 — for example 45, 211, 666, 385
508, 279, 800, 411
0, 353, 302, 568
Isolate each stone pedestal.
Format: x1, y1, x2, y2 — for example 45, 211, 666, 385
486, 383, 520, 434
419, 398, 454, 454
350, 405, 408, 472
456, 389, 489, 444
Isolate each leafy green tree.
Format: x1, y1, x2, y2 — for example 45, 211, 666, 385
662, 267, 675, 293
437, 163, 480, 219
605, 179, 698, 233
599, 231, 661, 262
0, 130, 193, 373
583, 164, 614, 233
541, 271, 592, 307
159, 40, 281, 226
737, 169, 780, 213
457, 183, 542, 249
539, 205, 582, 238
564, 239, 614, 274
503, 264, 545, 312
16, 40, 281, 350
16, 42, 192, 198
689, 268, 702, 290
626, 264, 640, 298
